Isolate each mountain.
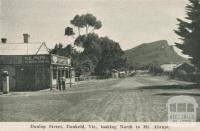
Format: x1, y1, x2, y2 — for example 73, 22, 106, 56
124, 40, 188, 68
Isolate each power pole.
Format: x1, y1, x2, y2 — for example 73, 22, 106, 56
69, 68, 72, 88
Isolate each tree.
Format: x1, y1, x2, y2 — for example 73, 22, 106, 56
94, 20, 102, 30
65, 27, 75, 37
73, 33, 126, 76
74, 33, 102, 74
50, 44, 59, 54
50, 43, 74, 57
70, 13, 102, 35
174, 0, 200, 70
70, 15, 85, 36
51, 43, 63, 56
95, 37, 125, 76
64, 44, 73, 56
147, 61, 163, 75
52, 13, 125, 77
58, 43, 63, 49
84, 13, 97, 34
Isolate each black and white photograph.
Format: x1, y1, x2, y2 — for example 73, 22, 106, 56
0, 0, 200, 126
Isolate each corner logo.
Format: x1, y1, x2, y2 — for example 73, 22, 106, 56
166, 95, 198, 126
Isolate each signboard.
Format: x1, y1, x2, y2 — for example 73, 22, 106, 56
23, 55, 50, 64
0, 55, 70, 65
51, 55, 71, 66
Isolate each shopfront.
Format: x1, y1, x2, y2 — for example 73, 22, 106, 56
0, 54, 74, 91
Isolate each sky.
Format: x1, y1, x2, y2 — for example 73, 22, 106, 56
0, 0, 188, 55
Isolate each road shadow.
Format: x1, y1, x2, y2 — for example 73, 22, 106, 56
154, 92, 200, 96
137, 84, 200, 90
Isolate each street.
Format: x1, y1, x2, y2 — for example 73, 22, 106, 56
0, 75, 200, 122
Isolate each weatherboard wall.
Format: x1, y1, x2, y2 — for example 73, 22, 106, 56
0, 64, 51, 91
0, 54, 71, 91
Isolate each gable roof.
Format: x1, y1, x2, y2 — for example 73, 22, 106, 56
0, 42, 50, 55
175, 62, 194, 69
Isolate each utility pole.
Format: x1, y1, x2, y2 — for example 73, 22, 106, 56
69, 56, 72, 88
69, 67, 72, 88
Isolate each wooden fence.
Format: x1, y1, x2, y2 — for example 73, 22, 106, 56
75, 75, 113, 82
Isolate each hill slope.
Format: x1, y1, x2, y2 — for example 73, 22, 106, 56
124, 40, 188, 67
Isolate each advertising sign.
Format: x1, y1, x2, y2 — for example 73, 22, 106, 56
51, 55, 71, 66
23, 55, 50, 64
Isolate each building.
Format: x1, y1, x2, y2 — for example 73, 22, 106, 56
160, 63, 180, 72
0, 34, 74, 91
174, 63, 195, 74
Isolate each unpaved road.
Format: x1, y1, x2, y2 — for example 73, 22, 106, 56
0, 76, 200, 122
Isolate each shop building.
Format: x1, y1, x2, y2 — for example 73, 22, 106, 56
0, 34, 74, 91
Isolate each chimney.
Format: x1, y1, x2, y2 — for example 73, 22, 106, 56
23, 33, 30, 43
1, 38, 7, 43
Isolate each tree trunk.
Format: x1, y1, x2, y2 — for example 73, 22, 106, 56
78, 27, 80, 36
91, 28, 95, 33
86, 25, 88, 35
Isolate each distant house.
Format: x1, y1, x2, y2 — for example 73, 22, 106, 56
160, 63, 180, 72
0, 34, 73, 91
174, 63, 195, 74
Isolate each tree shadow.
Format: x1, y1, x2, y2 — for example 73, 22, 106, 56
137, 84, 200, 90
154, 92, 200, 96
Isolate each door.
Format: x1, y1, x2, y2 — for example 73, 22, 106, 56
16, 66, 35, 91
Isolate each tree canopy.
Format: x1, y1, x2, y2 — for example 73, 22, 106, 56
51, 13, 125, 77
70, 13, 102, 35
175, 0, 200, 69
65, 27, 74, 37
72, 33, 125, 76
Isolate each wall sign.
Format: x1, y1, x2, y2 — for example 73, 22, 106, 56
51, 55, 71, 66
23, 55, 50, 64
0, 55, 70, 65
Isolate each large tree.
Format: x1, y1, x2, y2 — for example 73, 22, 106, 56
175, 0, 200, 70
70, 15, 85, 36
95, 37, 125, 76
52, 13, 125, 77
70, 13, 102, 35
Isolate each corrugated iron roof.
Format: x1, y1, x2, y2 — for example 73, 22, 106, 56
0, 42, 50, 55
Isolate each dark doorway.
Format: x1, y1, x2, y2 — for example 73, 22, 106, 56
16, 66, 35, 91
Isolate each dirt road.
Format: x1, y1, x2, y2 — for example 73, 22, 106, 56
0, 76, 200, 122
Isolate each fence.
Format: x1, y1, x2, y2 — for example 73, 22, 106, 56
75, 76, 112, 82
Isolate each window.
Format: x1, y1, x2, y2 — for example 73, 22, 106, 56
65, 69, 70, 78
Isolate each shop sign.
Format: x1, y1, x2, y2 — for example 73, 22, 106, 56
23, 55, 50, 64
51, 55, 70, 66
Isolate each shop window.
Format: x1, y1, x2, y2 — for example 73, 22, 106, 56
62, 70, 65, 77
66, 69, 70, 78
